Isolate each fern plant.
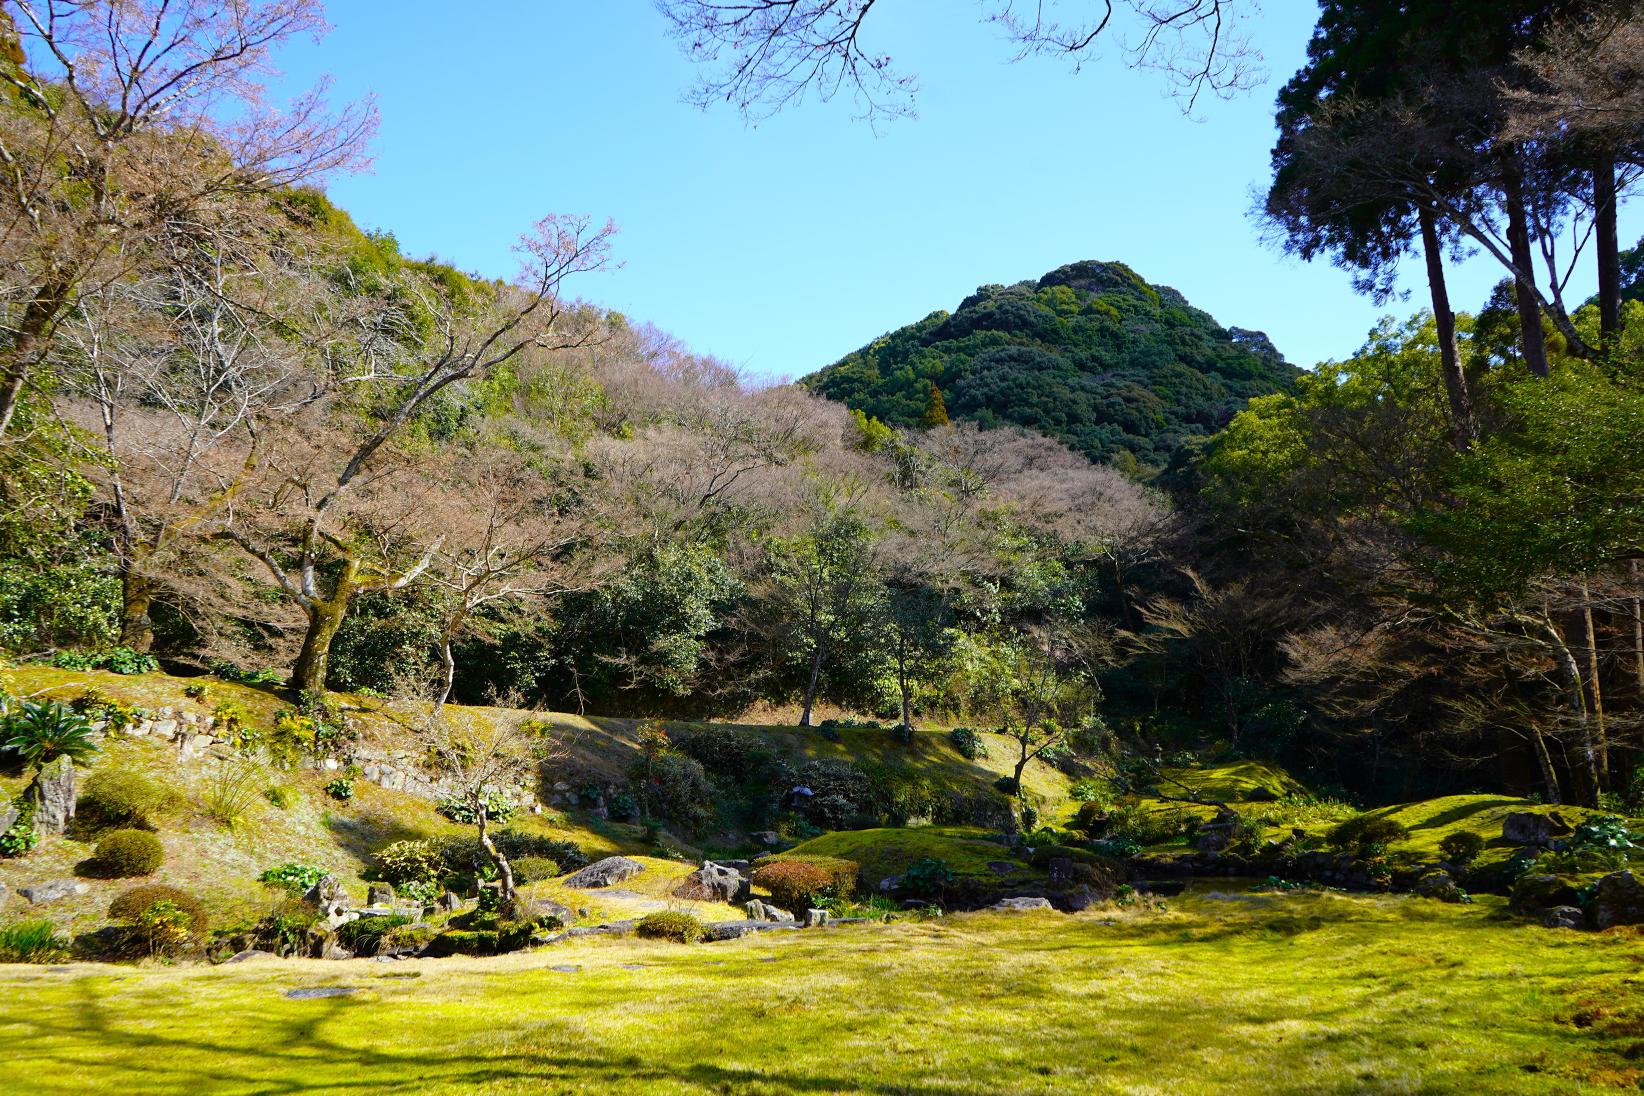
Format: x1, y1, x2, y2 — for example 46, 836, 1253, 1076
2, 700, 100, 766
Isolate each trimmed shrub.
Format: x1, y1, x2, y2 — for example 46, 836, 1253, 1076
1438, 831, 1486, 865
752, 858, 856, 911
337, 914, 411, 956
92, 828, 164, 877
258, 863, 326, 894
636, 751, 714, 832
636, 911, 706, 943
80, 768, 171, 829
435, 832, 588, 878
0, 919, 69, 963
109, 884, 208, 942
1328, 816, 1408, 857
509, 855, 561, 884
374, 839, 445, 886
674, 725, 760, 777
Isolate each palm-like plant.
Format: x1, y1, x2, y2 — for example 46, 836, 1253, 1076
2, 700, 100, 767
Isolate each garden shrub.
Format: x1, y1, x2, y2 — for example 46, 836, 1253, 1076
509, 855, 561, 883
949, 726, 987, 760
1327, 816, 1407, 857
70, 688, 142, 732
92, 828, 164, 877
323, 777, 355, 801
901, 856, 956, 898
435, 832, 588, 877
374, 839, 446, 886
636, 911, 706, 943
856, 760, 941, 825
2, 700, 99, 765
0, 798, 37, 856
993, 776, 1019, 795
437, 790, 517, 825
1438, 831, 1486, 865
792, 759, 871, 827
753, 860, 834, 910
0, 919, 69, 963
674, 724, 761, 777
80, 768, 171, 829
109, 884, 208, 936
337, 914, 412, 956
50, 647, 157, 675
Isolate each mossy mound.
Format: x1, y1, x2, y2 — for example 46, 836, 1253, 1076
1158, 761, 1308, 803
782, 826, 1036, 889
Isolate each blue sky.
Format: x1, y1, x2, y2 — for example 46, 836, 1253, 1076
275, 1, 1642, 380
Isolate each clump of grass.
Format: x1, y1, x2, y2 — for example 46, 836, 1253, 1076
0, 919, 69, 963
196, 760, 265, 831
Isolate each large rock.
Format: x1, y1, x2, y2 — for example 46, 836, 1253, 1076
744, 899, 795, 923
528, 899, 575, 929
28, 755, 75, 835
562, 856, 645, 889
367, 883, 395, 906
225, 949, 279, 964
18, 879, 88, 904
1501, 811, 1573, 848
751, 831, 781, 848
1542, 906, 1588, 930
1589, 870, 1644, 929
1413, 870, 1463, 903
675, 862, 749, 904
302, 874, 346, 908
1509, 873, 1578, 916
705, 919, 803, 941
990, 897, 1055, 913
1194, 808, 1243, 853
0, 802, 18, 839
804, 908, 830, 928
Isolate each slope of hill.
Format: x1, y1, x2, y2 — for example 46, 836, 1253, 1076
803, 260, 1299, 470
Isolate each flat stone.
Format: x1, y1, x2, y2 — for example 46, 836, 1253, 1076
705, 920, 804, 941
547, 964, 581, 973
225, 949, 279, 964
19, 879, 88, 904
989, 897, 1055, 913
284, 987, 359, 1000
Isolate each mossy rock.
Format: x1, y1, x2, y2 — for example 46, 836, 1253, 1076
784, 827, 1036, 888
1509, 873, 1579, 916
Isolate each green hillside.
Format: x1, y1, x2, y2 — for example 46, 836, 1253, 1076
802, 260, 1299, 470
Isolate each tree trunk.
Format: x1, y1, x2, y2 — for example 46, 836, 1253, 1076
1419, 205, 1473, 448
477, 805, 517, 913
1533, 614, 1600, 805
119, 572, 156, 653
1529, 724, 1562, 804
1502, 166, 1550, 377
1595, 152, 1622, 340
435, 631, 457, 710
0, 292, 63, 439
1581, 578, 1609, 790
897, 644, 912, 729
1012, 741, 1031, 795
291, 599, 347, 697
1632, 561, 1644, 697
799, 644, 824, 727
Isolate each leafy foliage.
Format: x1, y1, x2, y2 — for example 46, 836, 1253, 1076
805, 261, 1296, 469
258, 863, 327, 894
636, 911, 706, 943
91, 828, 164, 877
0, 919, 69, 963
2, 700, 99, 766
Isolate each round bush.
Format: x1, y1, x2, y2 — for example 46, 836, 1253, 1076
1327, 815, 1407, 855
753, 860, 833, 911
93, 828, 164, 877
81, 768, 169, 829
108, 884, 208, 934
1438, 831, 1486, 864
636, 911, 706, 943
509, 855, 561, 884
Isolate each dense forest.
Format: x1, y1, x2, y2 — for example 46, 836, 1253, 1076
803, 260, 1298, 471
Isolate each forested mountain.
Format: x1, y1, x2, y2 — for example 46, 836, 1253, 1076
802, 260, 1298, 471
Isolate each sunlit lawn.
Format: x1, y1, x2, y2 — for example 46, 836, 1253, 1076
3, 892, 1641, 1094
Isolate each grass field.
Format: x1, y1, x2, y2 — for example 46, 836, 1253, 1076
4, 892, 1641, 1095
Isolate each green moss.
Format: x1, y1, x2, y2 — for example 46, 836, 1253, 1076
1159, 761, 1308, 802
2, 893, 1640, 1093
784, 826, 1035, 887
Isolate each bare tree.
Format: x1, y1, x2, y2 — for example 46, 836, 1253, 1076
220, 216, 615, 696
0, 0, 375, 437
968, 624, 1103, 797
655, 0, 1259, 124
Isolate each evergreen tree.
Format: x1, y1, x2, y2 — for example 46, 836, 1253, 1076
921, 383, 950, 428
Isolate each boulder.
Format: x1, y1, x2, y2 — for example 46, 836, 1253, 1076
1413, 870, 1463, 903
744, 899, 795, 923
0, 802, 17, 838
1589, 870, 1644, 930
1047, 857, 1074, 887
302, 874, 346, 908
19, 879, 88, 904
1501, 811, 1573, 848
436, 890, 463, 913
28, 755, 76, 835
804, 908, 830, 928
320, 937, 354, 961
563, 856, 645, 889
675, 862, 749, 904
1542, 906, 1588, 930
705, 919, 803, 941
1509, 873, 1579, 916
990, 897, 1055, 913
367, 883, 395, 906
528, 899, 575, 929
1194, 807, 1243, 853
751, 831, 781, 848
1056, 885, 1104, 913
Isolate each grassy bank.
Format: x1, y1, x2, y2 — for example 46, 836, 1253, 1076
2, 892, 1640, 1095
